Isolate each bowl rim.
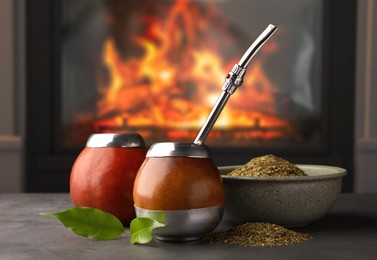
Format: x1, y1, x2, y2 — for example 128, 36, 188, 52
219, 164, 347, 181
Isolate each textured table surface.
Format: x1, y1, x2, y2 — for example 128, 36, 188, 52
1, 193, 377, 260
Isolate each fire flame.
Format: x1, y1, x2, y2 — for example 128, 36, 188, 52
95, 0, 291, 144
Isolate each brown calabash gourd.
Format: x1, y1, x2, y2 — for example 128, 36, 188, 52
133, 157, 224, 210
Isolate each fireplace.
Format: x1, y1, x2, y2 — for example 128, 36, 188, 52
26, 0, 356, 192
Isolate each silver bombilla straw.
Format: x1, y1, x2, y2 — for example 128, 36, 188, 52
193, 24, 277, 145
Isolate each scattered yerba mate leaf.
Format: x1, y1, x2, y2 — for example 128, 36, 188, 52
40, 207, 125, 240
130, 217, 166, 244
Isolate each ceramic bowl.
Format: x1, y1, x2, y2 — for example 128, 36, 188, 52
219, 164, 347, 227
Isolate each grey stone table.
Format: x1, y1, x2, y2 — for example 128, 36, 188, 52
1, 193, 377, 260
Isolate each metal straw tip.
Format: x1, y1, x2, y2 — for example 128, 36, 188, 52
238, 24, 278, 69
268, 24, 277, 30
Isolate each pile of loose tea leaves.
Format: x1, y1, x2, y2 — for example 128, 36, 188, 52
228, 154, 306, 177
209, 222, 312, 247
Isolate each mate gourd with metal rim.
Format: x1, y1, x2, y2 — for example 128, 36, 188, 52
134, 25, 277, 241
133, 142, 224, 241
70, 133, 147, 225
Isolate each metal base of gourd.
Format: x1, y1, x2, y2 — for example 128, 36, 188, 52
134, 205, 223, 242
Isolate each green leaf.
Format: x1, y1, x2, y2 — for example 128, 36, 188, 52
147, 211, 166, 224
40, 207, 125, 240
130, 217, 165, 244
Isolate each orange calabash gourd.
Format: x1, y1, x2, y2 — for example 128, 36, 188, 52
70, 146, 147, 225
